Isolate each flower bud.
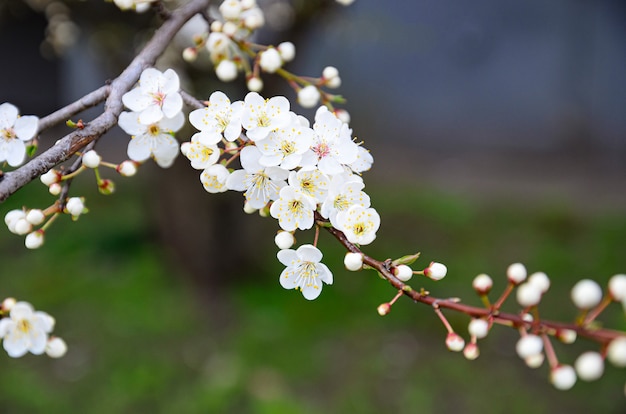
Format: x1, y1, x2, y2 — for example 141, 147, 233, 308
98, 179, 115, 195
65, 197, 85, 217
516, 283, 542, 307
322, 66, 341, 88
277, 41, 295, 62
210, 20, 223, 32
117, 160, 138, 177
82, 150, 101, 168
344, 252, 363, 271
182, 47, 198, 63
445, 332, 465, 352
215, 60, 238, 82
2, 297, 16, 312
246, 76, 263, 92
45, 337, 67, 358
472, 273, 493, 294
571, 279, 602, 310
243, 8, 264, 30
575, 351, 604, 381
259, 47, 282, 73
49, 182, 62, 195
377, 303, 391, 316
550, 365, 577, 390
297, 85, 321, 108
40, 169, 60, 186
607, 337, 626, 368
334, 109, 350, 124
524, 353, 544, 368
393, 264, 413, 282
274, 231, 295, 250
13, 218, 32, 235
243, 202, 256, 214
507, 263, 527, 285
608, 274, 626, 302
468, 318, 489, 339
5, 209, 25, 231
222, 21, 238, 37
26, 209, 45, 226
463, 342, 479, 360
25, 230, 45, 249
556, 329, 577, 344
219, 0, 242, 20
528, 271, 550, 293
516, 334, 543, 359
424, 262, 447, 281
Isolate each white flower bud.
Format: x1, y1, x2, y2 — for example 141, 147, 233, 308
117, 160, 137, 177
516, 283, 542, 307
445, 332, 465, 352
507, 263, 527, 285
25, 231, 45, 249
392, 264, 413, 282
82, 150, 101, 168
5, 209, 25, 231
40, 169, 60, 186
222, 21, 238, 37
274, 231, 295, 250
243, 8, 264, 30
246, 76, 263, 92
607, 337, 626, 367
49, 182, 62, 196
571, 279, 603, 310
241, 0, 256, 8
472, 273, 493, 294
13, 218, 32, 235
575, 351, 604, 381
26, 209, 45, 226
334, 109, 350, 124
259, 47, 282, 73
468, 318, 489, 339
2, 297, 16, 311
210, 20, 223, 32
424, 262, 447, 280
215, 60, 238, 82
113, 0, 134, 10
297, 86, 321, 108
277, 41, 295, 62
516, 334, 543, 359
608, 274, 626, 302
243, 201, 256, 214
219, 0, 242, 20
180, 142, 191, 156
528, 271, 550, 293
463, 342, 479, 360
66, 197, 85, 217
377, 303, 391, 316
322, 66, 341, 88
344, 252, 363, 271
182, 47, 198, 62
336, 0, 355, 5
550, 365, 577, 390
524, 353, 544, 368
521, 313, 534, 323
556, 329, 577, 344
45, 337, 67, 358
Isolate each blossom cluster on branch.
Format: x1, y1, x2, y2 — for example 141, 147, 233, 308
0, 0, 623, 395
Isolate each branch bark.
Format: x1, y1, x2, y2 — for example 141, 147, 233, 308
0, 0, 212, 202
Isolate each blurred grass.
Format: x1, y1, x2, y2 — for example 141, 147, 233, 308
0, 176, 625, 414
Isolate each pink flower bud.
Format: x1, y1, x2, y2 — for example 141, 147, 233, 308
424, 262, 447, 281
377, 303, 391, 316
445, 332, 465, 352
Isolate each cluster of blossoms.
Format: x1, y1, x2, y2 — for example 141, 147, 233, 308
0, 298, 66, 358
180, 89, 375, 299
0, 103, 38, 168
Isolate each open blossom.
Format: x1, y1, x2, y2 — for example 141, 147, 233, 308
287, 168, 329, 204
226, 145, 288, 209
0, 301, 55, 358
122, 68, 183, 125
277, 244, 333, 300
241, 92, 292, 141
255, 118, 315, 170
0, 103, 38, 167
181, 136, 220, 170
269, 185, 316, 231
118, 111, 184, 168
334, 205, 380, 245
320, 173, 370, 228
200, 164, 230, 193
188, 91, 243, 144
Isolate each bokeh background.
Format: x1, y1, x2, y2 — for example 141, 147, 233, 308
0, 0, 625, 412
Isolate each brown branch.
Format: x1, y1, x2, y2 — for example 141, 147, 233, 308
318, 213, 625, 345
0, 0, 212, 202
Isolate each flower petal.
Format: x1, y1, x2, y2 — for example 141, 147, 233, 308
117, 111, 146, 136
122, 88, 152, 112
14, 116, 38, 141
162, 93, 183, 119
0, 103, 18, 129
296, 244, 323, 263
139, 105, 163, 125
127, 135, 152, 162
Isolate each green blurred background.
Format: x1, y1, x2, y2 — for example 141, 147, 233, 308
1, 0, 625, 413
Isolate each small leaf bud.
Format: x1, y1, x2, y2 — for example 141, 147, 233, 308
550, 365, 577, 390
25, 230, 45, 249
575, 351, 604, 381
571, 279, 602, 310
393, 264, 413, 282
507, 263, 527, 285
45, 337, 67, 358
424, 262, 447, 281
344, 252, 364, 271
26, 209, 45, 226
468, 318, 489, 339
377, 303, 391, 316
608, 274, 626, 302
274, 231, 295, 250
82, 150, 101, 168
472, 273, 493, 294
445, 332, 465, 352
463, 342, 479, 360
607, 337, 626, 368
528, 271, 550, 293
516, 283, 542, 307
297, 85, 321, 108
516, 334, 543, 359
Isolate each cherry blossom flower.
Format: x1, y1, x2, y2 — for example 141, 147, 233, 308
334, 205, 380, 245
269, 185, 316, 231
241, 92, 292, 141
0, 301, 55, 358
200, 164, 230, 193
189, 91, 243, 144
122, 68, 183, 125
118, 111, 184, 168
255, 119, 315, 169
277, 244, 333, 300
0, 103, 38, 167
320, 174, 370, 228
180, 137, 220, 170
226, 145, 288, 209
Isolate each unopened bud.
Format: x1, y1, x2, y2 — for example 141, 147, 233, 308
274, 231, 295, 250
608, 274, 626, 302
344, 252, 364, 271
607, 337, 626, 368
516, 283, 542, 307
575, 351, 604, 381
25, 230, 45, 249
571, 279, 602, 310
82, 150, 101, 168
472, 273, 493, 294
49, 182, 62, 195
507, 263, 527, 285
116, 160, 138, 177
26, 209, 45, 226
524, 353, 545, 368
445, 332, 465, 352
550, 365, 577, 390
468, 318, 489, 339
246, 76, 263, 92
98, 179, 115, 195
40, 169, 60, 186
463, 342, 479, 360
377, 303, 391, 316
516, 334, 543, 359
393, 264, 413, 282
424, 262, 447, 281
182, 47, 198, 62
45, 337, 67, 358
556, 329, 577, 344
2, 297, 16, 312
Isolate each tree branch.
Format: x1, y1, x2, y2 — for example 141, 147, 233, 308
0, 0, 212, 202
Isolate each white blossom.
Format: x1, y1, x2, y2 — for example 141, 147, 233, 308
241, 92, 291, 141
200, 164, 230, 193
269, 186, 316, 231
25, 231, 45, 249
65, 197, 86, 218
255, 120, 315, 169
0, 302, 55, 358
277, 244, 333, 300
320, 173, 370, 228
181, 136, 220, 170
334, 205, 380, 245
287, 169, 329, 204
0, 103, 38, 167
122, 68, 183, 125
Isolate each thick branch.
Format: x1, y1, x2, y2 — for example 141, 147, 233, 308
319, 214, 625, 345
0, 0, 211, 202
